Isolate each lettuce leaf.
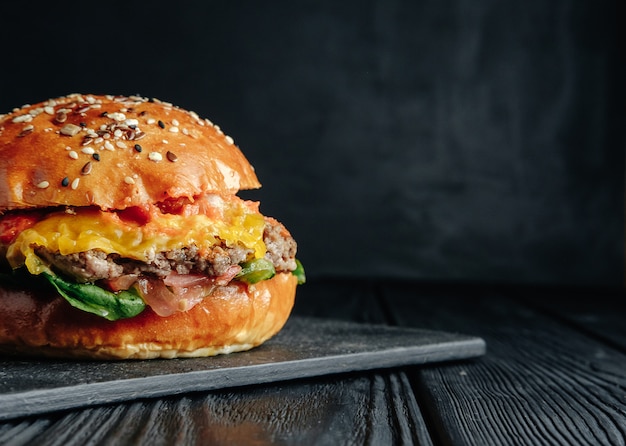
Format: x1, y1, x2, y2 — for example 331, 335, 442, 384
235, 258, 276, 284
42, 272, 145, 321
292, 259, 306, 285
235, 258, 306, 285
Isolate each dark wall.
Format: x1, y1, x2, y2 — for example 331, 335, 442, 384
0, 1, 623, 286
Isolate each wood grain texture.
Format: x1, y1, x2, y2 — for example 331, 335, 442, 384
520, 287, 626, 351
0, 373, 432, 446
380, 283, 626, 445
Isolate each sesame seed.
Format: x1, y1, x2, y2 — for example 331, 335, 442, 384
92, 153, 101, 161
60, 124, 82, 136
71, 178, 80, 190
124, 176, 136, 185
44, 106, 55, 115
114, 129, 123, 138
225, 135, 234, 145
69, 151, 79, 159
108, 112, 126, 122
166, 151, 178, 162
12, 114, 33, 123
116, 141, 127, 149
104, 141, 115, 151
81, 162, 92, 175
148, 152, 162, 162
134, 144, 143, 153
158, 120, 165, 129
36, 181, 50, 189
169, 126, 179, 133
172, 119, 180, 126
61, 177, 70, 187
29, 108, 43, 117
54, 111, 67, 124
81, 147, 95, 155
18, 125, 34, 138
162, 139, 169, 144
147, 118, 156, 125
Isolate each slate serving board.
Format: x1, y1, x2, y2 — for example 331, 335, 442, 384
0, 317, 485, 420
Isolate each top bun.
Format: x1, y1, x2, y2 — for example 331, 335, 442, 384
0, 94, 261, 211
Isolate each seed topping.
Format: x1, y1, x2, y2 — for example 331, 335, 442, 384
12, 114, 33, 124
81, 161, 92, 175
2, 93, 244, 196
60, 123, 81, 136
18, 125, 34, 138
54, 110, 68, 124
148, 152, 162, 162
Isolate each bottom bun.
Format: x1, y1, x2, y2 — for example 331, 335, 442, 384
0, 273, 297, 360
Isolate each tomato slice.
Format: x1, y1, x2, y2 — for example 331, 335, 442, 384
0, 211, 44, 245
116, 205, 153, 226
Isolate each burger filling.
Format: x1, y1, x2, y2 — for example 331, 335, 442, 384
0, 193, 304, 320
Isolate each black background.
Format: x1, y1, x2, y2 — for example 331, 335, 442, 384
0, 0, 623, 287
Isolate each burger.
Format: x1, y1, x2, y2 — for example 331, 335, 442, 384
0, 93, 304, 360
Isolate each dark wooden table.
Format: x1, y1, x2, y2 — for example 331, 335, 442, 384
1, 279, 625, 445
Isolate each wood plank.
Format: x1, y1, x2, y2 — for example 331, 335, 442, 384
380, 283, 626, 445
0, 371, 433, 445
518, 287, 626, 350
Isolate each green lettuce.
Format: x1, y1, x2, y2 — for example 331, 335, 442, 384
42, 272, 146, 321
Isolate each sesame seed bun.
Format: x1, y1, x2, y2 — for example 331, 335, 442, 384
0, 94, 261, 211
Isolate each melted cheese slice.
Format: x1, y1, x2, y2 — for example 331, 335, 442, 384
7, 200, 267, 276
